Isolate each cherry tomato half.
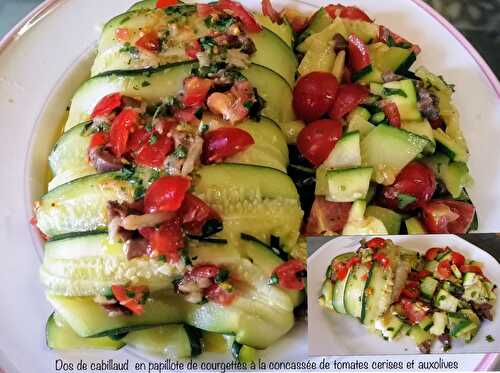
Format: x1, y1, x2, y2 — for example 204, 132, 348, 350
329, 84, 369, 119
451, 251, 465, 267
424, 247, 445, 261
304, 197, 352, 235
205, 283, 236, 305
273, 259, 306, 290
190, 264, 220, 279
261, 0, 282, 24
182, 77, 213, 107
379, 161, 436, 211
421, 199, 475, 234
179, 193, 222, 236
366, 237, 387, 249
109, 108, 139, 157
134, 134, 174, 168
293, 72, 339, 123
459, 264, 484, 277
139, 218, 184, 262
347, 34, 371, 72
401, 298, 428, 324
437, 260, 452, 279
325, 4, 372, 22
135, 31, 161, 52
217, 0, 262, 33
333, 261, 348, 281
89, 132, 109, 150
156, 0, 177, 8
296, 119, 342, 166
91, 93, 122, 119
202, 127, 254, 163
144, 175, 191, 213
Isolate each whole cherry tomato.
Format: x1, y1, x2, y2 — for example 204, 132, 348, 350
296, 119, 342, 166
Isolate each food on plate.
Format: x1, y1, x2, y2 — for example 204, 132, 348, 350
288, 3, 476, 235
319, 237, 497, 353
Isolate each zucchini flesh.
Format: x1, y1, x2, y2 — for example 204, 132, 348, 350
343, 264, 370, 318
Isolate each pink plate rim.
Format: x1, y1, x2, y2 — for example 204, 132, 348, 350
1, 0, 498, 370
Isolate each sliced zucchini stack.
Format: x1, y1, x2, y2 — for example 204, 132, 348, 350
320, 238, 496, 353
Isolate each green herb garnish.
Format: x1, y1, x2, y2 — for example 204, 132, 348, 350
383, 87, 408, 97
398, 193, 417, 209
215, 268, 229, 284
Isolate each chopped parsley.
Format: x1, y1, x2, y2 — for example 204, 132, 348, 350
486, 335, 495, 343
199, 36, 216, 51
141, 81, 151, 87
198, 122, 209, 135
204, 15, 236, 31
194, 107, 204, 119
119, 42, 139, 59
173, 145, 188, 159
149, 134, 158, 145
268, 273, 279, 286
164, 4, 196, 17
214, 268, 229, 284
397, 193, 417, 209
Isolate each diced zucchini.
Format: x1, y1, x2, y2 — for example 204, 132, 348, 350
231, 342, 257, 363
331, 50, 346, 82
369, 82, 384, 97
365, 205, 402, 235
322, 131, 361, 169
280, 120, 305, 144
418, 315, 434, 331
401, 120, 436, 154
440, 161, 472, 198
451, 264, 462, 279
409, 325, 433, 346
360, 124, 429, 185
405, 217, 427, 234
346, 114, 375, 138
382, 79, 421, 121
342, 200, 388, 235
325, 167, 373, 202
433, 128, 469, 162
315, 165, 328, 195
298, 37, 335, 75
424, 260, 439, 273
420, 276, 439, 300
434, 289, 459, 313
375, 312, 405, 341
370, 112, 386, 124
347, 106, 371, 122
297, 7, 336, 46
429, 312, 447, 336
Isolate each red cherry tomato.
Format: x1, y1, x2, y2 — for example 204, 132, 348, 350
380, 161, 436, 211
347, 34, 371, 72
261, 0, 282, 24
217, 0, 262, 33
401, 298, 427, 324
205, 283, 236, 305
451, 251, 465, 267
190, 264, 220, 279
325, 4, 372, 22
134, 134, 174, 168
421, 199, 475, 234
179, 193, 222, 236
91, 93, 123, 119
140, 218, 184, 261
144, 176, 191, 213
418, 270, 431, 279
156, 0, 177, 8
378, 26, 420, 55
304, 197, 351, 235
127, 128, 151, 153
402, 280, 420, 299
437, 260, 452, 278
345, 256, 361, 270
424, 247, 446, 261
296, 119, 342, 166
459, 264, 484, 276
135, 31, 161, 52
109, 108, 139, 157
202, 127, 254, 163
185, 40, 201, 59
373, 252, 390, 269
366, 237, 387, 249
273, 259, 306, 290
329, 84, 369, 119
292, 72, 339, 123
381, 101, 401, 128
89, 132, 109, 150
115, 28, 130, 43
182, 77, 213, 107
333, 261, 348, 281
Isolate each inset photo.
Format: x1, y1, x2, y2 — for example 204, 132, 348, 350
308, 234, 500, 356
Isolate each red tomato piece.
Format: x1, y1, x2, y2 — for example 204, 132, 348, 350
156, 0, 177, 8
197, 3, 218, 17
437, 260, 452, 278
373, 252, 391, 269
380, 161, 436, 211
296, 119, 342, 166
292, 72, 339, 123
304, 197, 351, 235
202, 127, 254, 163
205, 283, 236, 305
329, 84, 369, 119
417, 270, 431, 279
217, 0, 262, 32
459, 264, 484, 276
261, 0, 282, 24
333, 261, 348, 281
190, 264, 220, 279
273, 259, 306, 290
127, 128, 151, 153
325, 4, 372, 22
91, 93, 123, 119
185, 40, 201, 59
144, 176, 191, 213
109, 108, 139, 157
381, 101, 401, 128
111, 285, 145, 315
141, 218, 185, 261
179, 193, 222, 236
421, 199, 475, 234
115, 28, 130, 42
451, 251, 465, 267
401, 298, 427, 324
366, 237, 386, 249
135, 31, 161, 52
134, 134, 174, 168
402, 281, 420, 299
182, 77, 213, 107
89, 132, 109, 150
424, 247, 445, 261
345, 256, 361, 270
347, 34, 371, 72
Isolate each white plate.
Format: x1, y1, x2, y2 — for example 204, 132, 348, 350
0, 0, 499, 371
308, 234, 500, 356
